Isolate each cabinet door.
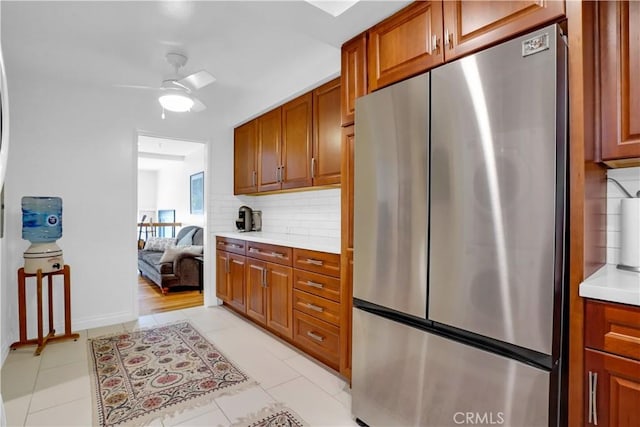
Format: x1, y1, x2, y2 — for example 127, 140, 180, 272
368, 1, 444, 91
266, 263, 293, 339
215, 250, 230, 302
234, 120, 258, 194
585, 349, 640, 427
341, 33, 367, 126
228, 254, 246, 313
599, 0, 640, 163
246, 258, 267, 325
257, 108, 282, 192
442, 0, 565, 61
313, 78, 342, 186
281, 93, 313, 190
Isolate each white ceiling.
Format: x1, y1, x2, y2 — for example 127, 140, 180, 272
137, 134, 204, 171
1, 1, 410, 125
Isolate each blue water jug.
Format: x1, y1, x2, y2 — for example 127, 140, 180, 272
21, 197, 62, 243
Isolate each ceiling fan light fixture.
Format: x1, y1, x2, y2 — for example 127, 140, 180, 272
158, 93, 194, 112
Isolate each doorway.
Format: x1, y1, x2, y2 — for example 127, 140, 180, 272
136, 133, 207, 314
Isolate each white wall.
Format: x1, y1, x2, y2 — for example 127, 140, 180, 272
137, 170, 158, 215
156, 145, 205, 228
606, 167, 640, 264
0, 68, 216, 354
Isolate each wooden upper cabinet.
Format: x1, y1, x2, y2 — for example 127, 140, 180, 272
599, 0, 640, 165
442, 0, 565, 61
234, 120, 258, 195
257, 108, 282, 192
368, 1, 443, 92
341, 33, 367, 126
281, 93, 313, 190
313, 78, 342, 186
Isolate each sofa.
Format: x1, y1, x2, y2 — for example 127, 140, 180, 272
137, 225, 204, 295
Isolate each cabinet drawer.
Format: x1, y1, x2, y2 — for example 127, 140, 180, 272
585, 299, 640, 361
293, 269, 341, 302
216, 237, 246, 255
293, 311, 339, 369
294, 289, 340, 326
246, 241, 292, 266
293, 248, 340, 278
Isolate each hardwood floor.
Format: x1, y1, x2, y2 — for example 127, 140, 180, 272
138, 275, 204, 315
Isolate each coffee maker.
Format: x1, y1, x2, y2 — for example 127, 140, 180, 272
236, 206, 253, 232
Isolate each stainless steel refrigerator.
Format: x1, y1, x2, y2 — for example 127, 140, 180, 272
352, 24, 567, 427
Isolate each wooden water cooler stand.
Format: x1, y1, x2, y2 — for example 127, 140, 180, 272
10, 265, 80, 355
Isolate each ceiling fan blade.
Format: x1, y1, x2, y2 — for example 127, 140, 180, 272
179, 70, 216, 91
191, 97, 207, 112
113, 84, 158, 91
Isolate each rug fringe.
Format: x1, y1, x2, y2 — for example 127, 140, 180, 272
230, 402, 309, 427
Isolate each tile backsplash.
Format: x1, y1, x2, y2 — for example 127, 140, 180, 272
606, 166, 640, 264
210, 188, 341, 239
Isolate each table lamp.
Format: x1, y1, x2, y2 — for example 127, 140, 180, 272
21, 196, 63, 273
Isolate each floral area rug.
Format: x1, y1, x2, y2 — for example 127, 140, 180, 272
232, 404, 309, 427
88, 321, 253, 426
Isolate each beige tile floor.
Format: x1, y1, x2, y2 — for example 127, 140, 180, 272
1, 305, 356, 426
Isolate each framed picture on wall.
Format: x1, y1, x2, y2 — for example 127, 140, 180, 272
190, 171, 204, 214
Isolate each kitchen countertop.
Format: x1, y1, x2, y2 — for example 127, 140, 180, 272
215, 231, 340, 254
579, 264, 640, 306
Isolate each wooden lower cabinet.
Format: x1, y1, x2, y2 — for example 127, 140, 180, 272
218, 239, 344, 375
293, 310, 340, 369
246, 258, 268, 325
265, 262, 293, 339
584, 349, 640, 427
216, 250, 231, 302
227, 254, 246, 313
584, 300, 640, 425
245, 257, 293, 340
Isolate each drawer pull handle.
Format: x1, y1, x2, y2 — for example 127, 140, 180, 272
249, 248, 259, 253
305, 303, 324, 313
307, 331, 324, 342
230, 244, 241, 249
306, 281, 324, 289
305, 258, 324, 266
272, 252, 285, 258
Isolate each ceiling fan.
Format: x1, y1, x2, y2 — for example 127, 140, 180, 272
117, 52, 215, 116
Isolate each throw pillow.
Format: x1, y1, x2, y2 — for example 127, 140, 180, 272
177, 228, 198, 246
143, 237, 176, 251
158, 245, 203, 264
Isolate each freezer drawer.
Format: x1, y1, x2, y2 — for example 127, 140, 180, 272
352, 309, 549, 427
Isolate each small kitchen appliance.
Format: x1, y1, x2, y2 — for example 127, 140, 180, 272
236, 205, 253, 232
251, 210, 262, 232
